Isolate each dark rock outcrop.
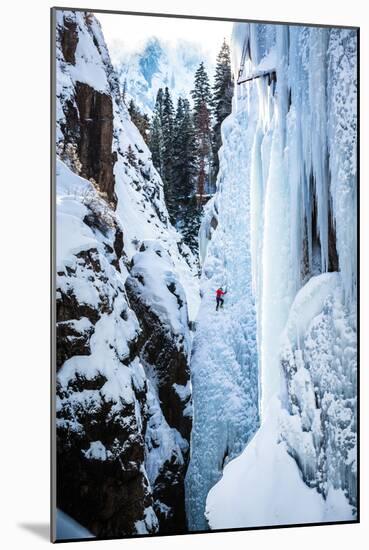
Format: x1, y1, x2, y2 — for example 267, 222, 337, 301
56, 232, 158, 536
57, 377, 157, 538
60, 16, 78, 64
125, 267, 192, 533
56, 165, 192, 538
127, 284, 191, 441
152, 456, 188, 534
57, 366, 156, 537
56, 319, 94, 369
58, 15, 117, 207
74, 82, 116, 206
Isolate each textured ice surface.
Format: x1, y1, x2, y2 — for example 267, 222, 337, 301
202, 22, 357, 528
280, 274, 357, 507
186, 96, 260, 531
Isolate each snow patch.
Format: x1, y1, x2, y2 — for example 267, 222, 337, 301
206, 398, 354, 529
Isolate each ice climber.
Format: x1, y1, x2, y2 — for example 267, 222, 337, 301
215, 287, 226, 311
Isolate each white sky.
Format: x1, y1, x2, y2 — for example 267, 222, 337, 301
96, 12, 233, 64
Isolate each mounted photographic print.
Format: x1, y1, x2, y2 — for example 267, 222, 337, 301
51, 7, 359, 542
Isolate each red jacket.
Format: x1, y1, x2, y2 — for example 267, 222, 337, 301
216, 289, 225, 298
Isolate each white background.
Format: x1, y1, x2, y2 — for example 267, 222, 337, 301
0, 0, 367, 548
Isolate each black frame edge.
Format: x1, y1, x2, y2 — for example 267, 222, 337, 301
356, 25, 360, 525
51, 5, 359, 30
51, 5, 57, 544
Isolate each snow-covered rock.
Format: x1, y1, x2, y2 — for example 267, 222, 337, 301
56, 161, 157, 538
55, 10, 199, 538
125, 241, 192, 530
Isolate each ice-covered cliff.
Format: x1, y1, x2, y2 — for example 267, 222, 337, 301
185, 82, 260, 530
54, 10, 199, 539
193, 22, 357, 529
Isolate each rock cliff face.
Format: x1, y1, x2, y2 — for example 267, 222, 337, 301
56, 182, 152, 536
58, 13, 117, 205
125, 242, 192, 532
55, 10, 199, 539
72, 82, 116, 205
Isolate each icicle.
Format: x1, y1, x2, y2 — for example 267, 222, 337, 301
189, 21, 357, 529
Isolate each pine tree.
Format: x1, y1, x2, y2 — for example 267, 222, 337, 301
124, 144, 137, 168
128, 98, 136, 119
197, 158, 206, 200
147, 85, 204, 253
191, 62, 212, 119
121, 78, 127, 105
172, 97, 185, 192
174, 96, 185, 133
191, 62, 214, 197
169, 98, 200, 251
197, 102, 211, 159
161, 87, 175, 208
149, 88, 164, 173
211, 39, 233, 179
178, 98, 198, 195
153, 87, 164, 121
128, 99, 150, 144
173, 101, 195, 197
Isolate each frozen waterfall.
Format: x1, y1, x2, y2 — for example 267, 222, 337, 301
185, 96, 260, 531
187, 22, 357, 530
